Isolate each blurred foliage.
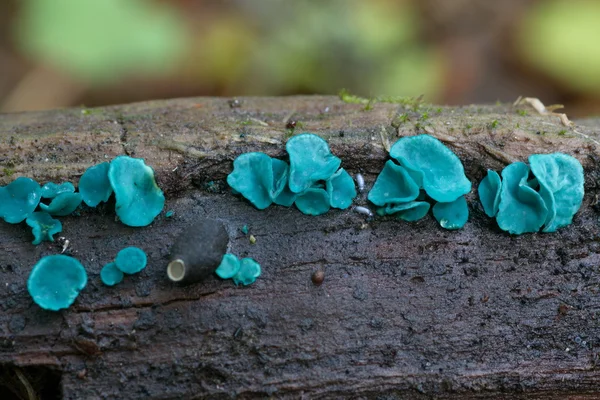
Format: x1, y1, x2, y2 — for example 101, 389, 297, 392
240, 0, 443, 98
15, 0, 187, 85
519, 0, 600, 94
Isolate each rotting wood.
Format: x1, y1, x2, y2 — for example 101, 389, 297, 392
1, 96, 600, 399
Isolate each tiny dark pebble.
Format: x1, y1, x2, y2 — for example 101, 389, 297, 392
228, 98, 241, 108
339, 130, 345, 137
311, 270, 325, 285
286, 120, 297, 129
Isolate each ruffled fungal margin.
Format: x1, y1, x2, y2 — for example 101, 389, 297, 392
27, 255, 87, 311
108, 156, 165, 227
26, 212, 62, 245
368, 134, 471, 229
39, 192, 82, 216
478, 153, 583, 235
0, 177, 42, 224
79, 162, 113, 207
41, 182, 75, 199
227, 133, 356, 215
115, 246, 147, 274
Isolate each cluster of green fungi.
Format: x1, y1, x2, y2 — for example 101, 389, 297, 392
215, 254, 261, 286
478, 153, 584, 235
227, 133, 357, 215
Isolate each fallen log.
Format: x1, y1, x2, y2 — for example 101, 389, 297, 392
1, 96, 600, 399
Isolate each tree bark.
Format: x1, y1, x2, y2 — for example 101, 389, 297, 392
1, 96, 600, 399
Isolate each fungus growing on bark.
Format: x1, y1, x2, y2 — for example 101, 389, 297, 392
27, 255, 87, 311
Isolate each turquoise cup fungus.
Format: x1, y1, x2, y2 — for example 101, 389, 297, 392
228, 134, 356, 215
326, 168, 356, 209
100, 262, 124, 286
295, 187, 331, 216
215, 254, 241, 279
0, 177, 42, 224
39, 192, 82, 216
478, 170, 502, 218
368, 160, 420, 206
79, 162, 113, 207
108, 156, 165, 227
389, 135, 471, 202
27, 255, 87, 311
286, 133, 341, 193
232, 258, 261, 286
478, 153, 583, 234
432, 196, 469, 230
529, 153, 584, 232
496, 162, 548, 235
115, 246, 147, 274
368, 134, 471, 229
41, 182, 75, 199
25, 212, 62, 245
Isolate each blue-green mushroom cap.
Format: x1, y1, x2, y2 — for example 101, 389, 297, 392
496, 162, 548, 235
377, 201, 430, 221
433, 196, 469, 230
286, 133, 341, 193
389, 135, 471, 202
232, 258, 261, 286
529, 153, 584, 233
41, 182, 75, 199
27, 255, 87, 311
115, 246, 147, 274
215, 254, 241, 279
326, 168, 357, 209
26, 212, 62, 245
39, 192, 82, 216
100, 262, 124, 286
295, 187, 331, 215
271, 158, 297, 207
109, 156, 165, 227
79, 162, 113, 207
478, 170, 502, 217
227, 152, 274, 210
368, 160, 420, 206
0, 177, 42, 224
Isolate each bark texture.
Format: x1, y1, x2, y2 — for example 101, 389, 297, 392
2, 96, 600, 399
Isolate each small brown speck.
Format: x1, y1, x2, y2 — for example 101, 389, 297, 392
558, 303, 569, 316
312, 270, 324, 286
286, 120, 297, 129
77, 369, 87, 380
228, 98, 242, 108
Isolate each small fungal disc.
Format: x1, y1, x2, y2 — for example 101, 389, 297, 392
79, 162, 113, 207
227, 152, 275, 210
232, 258, 261, 286
25, 212, 62, 245
109, 156, 165, 227
295, 188, 331, 216
115, 246, 147, 274
381, 201, 430, 222
39, 192, 82, 216
326, 168, 357, 209
100, 262, 124, 286
368, 160, 420, 206
432, 196, 469, 230
478, 170, 502, 218
41, 182, 75, 199
215, 254, 241, 279
0, 177, 42, 224
529, 153, 584, 232
286, 133, 341, 193
496, 162, 548, 235
27, 255, 87, 311
389, 135, 471, 203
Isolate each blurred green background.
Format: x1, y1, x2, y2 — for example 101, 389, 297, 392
1, 0, 600, 116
